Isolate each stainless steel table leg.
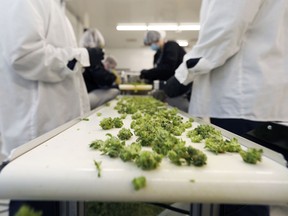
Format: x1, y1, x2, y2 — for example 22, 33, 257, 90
190, 203, 202, 216
78, 201, 85, 216
59, 201, 78, 216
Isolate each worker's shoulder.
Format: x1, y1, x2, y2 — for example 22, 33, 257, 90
164, 41, 183, 50
164, 41, 186, 53
165, 40, 179, 46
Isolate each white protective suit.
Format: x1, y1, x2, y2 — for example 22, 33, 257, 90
0, 0, 90, 156
175, 0, 288, 121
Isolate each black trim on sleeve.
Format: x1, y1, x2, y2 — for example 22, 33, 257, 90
67, 58, 77, 70
0, 161, 9, 173
186, 58, 201, 69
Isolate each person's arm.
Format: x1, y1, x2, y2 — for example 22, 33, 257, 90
87, 65, 116, 87
163, 76, 192, 98
175, 0, 264, 85
6, 0, 89, 83
141, 67, 174, 81
141, 42, 183, 81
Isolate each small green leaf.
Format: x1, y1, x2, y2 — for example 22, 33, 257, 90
94, 160, 102, 177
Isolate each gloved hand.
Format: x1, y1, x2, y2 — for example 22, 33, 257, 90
164, 76, 192, 98
87, 48, 104, 67
140, 69, 147, 79
149, 89, 167, 102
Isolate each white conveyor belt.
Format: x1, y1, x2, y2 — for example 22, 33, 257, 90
0, 99, 288, 205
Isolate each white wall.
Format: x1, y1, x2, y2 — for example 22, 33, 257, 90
105, 47, 192, 72
65, 8, 84, 43
65, 7, 160, 72
65, 9, 188, 73
105, 48, 154, 72
0, 135, 5, 161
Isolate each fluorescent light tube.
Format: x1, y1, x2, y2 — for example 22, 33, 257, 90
116, 23, 200, 31
147, 23, 178, 31
178, 23, 201, 31
116, 24, 147, 31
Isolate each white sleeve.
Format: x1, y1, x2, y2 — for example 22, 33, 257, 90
7, 0, 88, 83
175, 0, 264, 85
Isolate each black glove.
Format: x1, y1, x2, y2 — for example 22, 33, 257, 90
186, 58, 201, 69
149, 89, 167, 102
140, 69, 147, 79
67, 58, 77, 70
87, 48, 104, 67
164, 76, 192, 98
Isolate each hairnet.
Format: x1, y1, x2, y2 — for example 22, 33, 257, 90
144, 30, 166, 45
79, 28, 105, 48
104, 56, 117, 70
104, 56, 117, 66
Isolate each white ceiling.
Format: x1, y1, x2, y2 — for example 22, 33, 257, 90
66, 0, 202, 49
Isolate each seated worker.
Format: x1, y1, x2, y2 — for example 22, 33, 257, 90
141, 30, 191, 112
80, 28, 120, 109
103, 56, 121, 86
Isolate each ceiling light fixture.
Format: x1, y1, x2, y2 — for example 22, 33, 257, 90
178, 23, 201, 31
116, 23, 200, 31
147, 23, 178, 31
116, 23, 146, 31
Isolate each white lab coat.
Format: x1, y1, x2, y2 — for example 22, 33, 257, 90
0, 0, 90, 156
175, 0, 288, 121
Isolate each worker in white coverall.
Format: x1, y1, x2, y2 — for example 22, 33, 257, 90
163, 0, 288, 215
0, 0, 103, 215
